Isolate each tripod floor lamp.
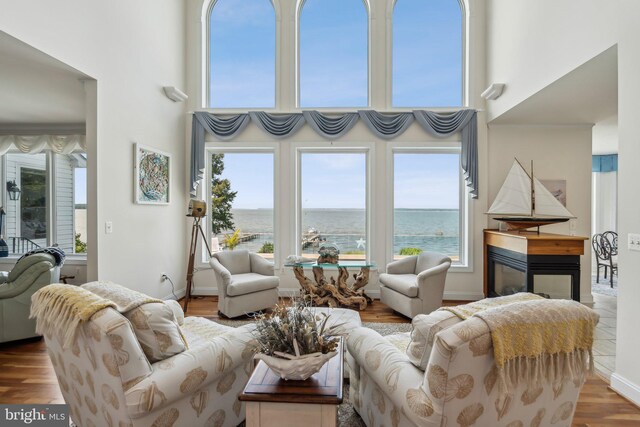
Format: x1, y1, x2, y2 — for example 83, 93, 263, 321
184, 200, 211, 312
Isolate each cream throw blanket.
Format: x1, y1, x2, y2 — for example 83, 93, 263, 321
31, 281, 161, 348
438, 292, 543, 319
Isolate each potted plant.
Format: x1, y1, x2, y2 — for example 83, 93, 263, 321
253, 298, 341, 380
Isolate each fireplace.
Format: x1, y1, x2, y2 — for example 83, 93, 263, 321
483, 230, 587, 301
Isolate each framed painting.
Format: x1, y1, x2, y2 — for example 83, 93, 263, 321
134, 143, 171, 204
540, 179, 567, 207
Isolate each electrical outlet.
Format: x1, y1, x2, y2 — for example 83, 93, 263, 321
161, 273, 168, 282
628, 233, 640, 252
105, 221, 113, 234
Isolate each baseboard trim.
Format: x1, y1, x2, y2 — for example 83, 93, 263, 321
163, 288, 186, 301
443, 291, 484, 301
188, 287, 483, 302
610, 373, 640, 407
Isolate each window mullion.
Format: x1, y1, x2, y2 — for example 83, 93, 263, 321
47, 152, 55, 248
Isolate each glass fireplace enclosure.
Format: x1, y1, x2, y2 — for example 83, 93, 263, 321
487, 246, 578, 300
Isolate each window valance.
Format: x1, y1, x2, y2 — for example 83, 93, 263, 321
0, 134, 86, 155
190, 109, 478, 198
592, 154, 618, 173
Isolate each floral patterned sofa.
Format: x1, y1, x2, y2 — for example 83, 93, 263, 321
347, 298, 597, 427
35, 284, 256, 427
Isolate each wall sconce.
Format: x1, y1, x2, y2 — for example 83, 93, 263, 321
6, 180, 21, 201
481, 83, 506, 100
163, 86, 188, 102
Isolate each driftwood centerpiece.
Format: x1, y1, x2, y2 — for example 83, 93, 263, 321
291, 264, 373, 311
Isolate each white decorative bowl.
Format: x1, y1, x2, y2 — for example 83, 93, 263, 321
255, 351, 337, 381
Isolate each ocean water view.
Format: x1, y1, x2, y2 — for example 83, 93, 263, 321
215, 208, 459, 257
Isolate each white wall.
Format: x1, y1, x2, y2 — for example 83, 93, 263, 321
486, 0, 619, 122
612, 0, 640, 406
592, 115, 618, 155
486, 0, 640, 407
488, 125, 593, 303
0, 1, 188, 299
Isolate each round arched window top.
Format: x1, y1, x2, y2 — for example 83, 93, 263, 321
208, 0, 276, 108
393, 0, 463, 107
299, 0, 369, 108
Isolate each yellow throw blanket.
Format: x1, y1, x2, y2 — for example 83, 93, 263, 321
30, 281, 162, 349
438, 292, 543, 319
30, 284, 116, 348
475, 299, 599, 393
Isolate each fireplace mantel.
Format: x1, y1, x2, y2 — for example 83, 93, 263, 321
483, 229, 588, 301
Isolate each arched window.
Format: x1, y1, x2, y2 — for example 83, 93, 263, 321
208, 0, 275, 108
393, 0, 463, 107
299, 0, 368, 107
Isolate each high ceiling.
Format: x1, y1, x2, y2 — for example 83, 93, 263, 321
0, 31, 90, 129
490, 46, 618, 126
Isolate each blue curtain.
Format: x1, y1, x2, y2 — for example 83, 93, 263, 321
592, 154, 618, 173
190, 109, 479, 198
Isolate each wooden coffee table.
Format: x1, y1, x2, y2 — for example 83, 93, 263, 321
239, 339, 344, 427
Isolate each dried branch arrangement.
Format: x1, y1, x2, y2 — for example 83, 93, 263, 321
253, 298, 340, 358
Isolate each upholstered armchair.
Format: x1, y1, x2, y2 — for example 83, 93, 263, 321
35, 285, 256, 427
210, 250, 279, 318
0, 253, 60, 343
379, 252, 451, 318
347, 300, 595, 427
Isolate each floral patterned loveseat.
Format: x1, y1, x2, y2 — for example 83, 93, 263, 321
36, 284, 255, 427
347, 298, 597, 427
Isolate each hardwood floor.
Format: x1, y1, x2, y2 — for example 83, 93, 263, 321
1, 296, 638, 426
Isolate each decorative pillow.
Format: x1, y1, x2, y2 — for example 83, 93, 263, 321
406, 310, 462, 370
125, 302, 188, 363
164, 300, 184, 325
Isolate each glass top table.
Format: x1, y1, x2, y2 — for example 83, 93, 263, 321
284, 260, 377, 269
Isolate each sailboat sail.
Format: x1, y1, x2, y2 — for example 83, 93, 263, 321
487, 161, 532, 215
488, 160, 574, 218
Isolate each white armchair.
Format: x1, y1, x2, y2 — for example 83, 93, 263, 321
210, 250, 279, 318
379, 252, 451, 318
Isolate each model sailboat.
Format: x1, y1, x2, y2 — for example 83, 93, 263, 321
488, 159, 574, 231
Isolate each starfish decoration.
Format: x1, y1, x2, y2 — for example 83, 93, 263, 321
356, 238, 366, 249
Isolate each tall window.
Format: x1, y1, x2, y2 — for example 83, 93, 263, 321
209, 151, 275, 257
393, 0, 463, 106
300, 152, 367, 259
393, 152, 461, 261
299, 0, 368, 107
71, 158, 87, 254
4, 152, 86, 255
208, 0, 276, 108
20, 166, 47, 241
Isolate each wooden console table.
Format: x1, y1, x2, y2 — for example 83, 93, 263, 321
240, 339, 343, 427
483, 229, 587, 301
285, 261, 374, 310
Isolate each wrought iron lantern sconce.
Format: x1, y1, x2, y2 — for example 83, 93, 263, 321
6, 180, 21, 201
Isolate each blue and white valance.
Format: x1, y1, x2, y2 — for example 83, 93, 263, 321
190, 109, 478, 198
592, 154, 618, 173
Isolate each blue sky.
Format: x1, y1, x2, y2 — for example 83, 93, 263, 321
215, 153, 274, 209
209, 0, 462, 107
215, 152, 460, 209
